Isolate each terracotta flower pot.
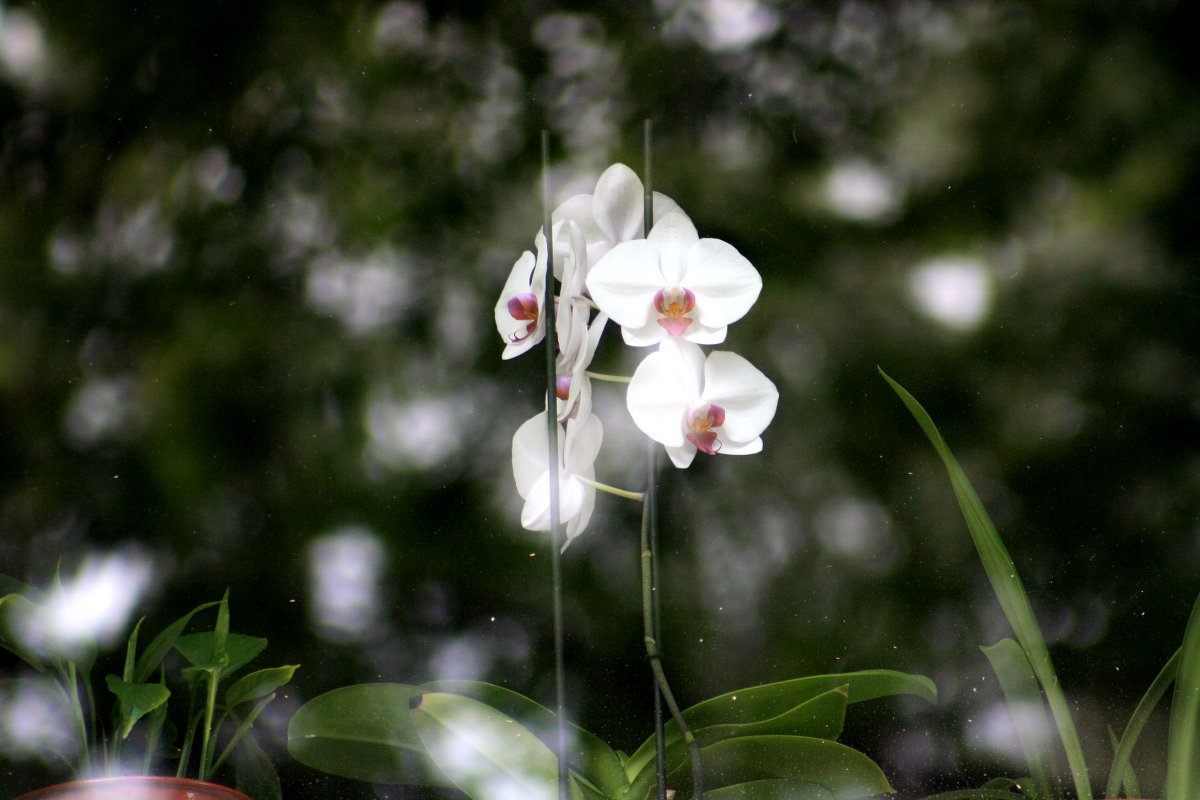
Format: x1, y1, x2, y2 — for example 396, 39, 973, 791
14, 776, 253, 800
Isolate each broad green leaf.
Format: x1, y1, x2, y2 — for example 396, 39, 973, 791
700, 778, 835, 800
1167, 591, 1200, 800
132, 600, 221, 683
224, 664, 298, 708
1106, 647, 1176, 799
287, 683, 449, 785
411, 691, 559, 800
980, 638, 1062, 799
423, 679, 628, 796
627, 670, 934, 777
176, 632, 265, 676
664, 735, 892, 800
0, 593, 47, 672
626, 687, 851, 800
106, 674, 170, 739
234, 725, 283, 800
881, 368, 1091, 800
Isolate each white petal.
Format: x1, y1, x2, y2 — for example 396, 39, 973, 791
681, 321, 728, 345
585, 239, 663, 327
664, 442, 697, 469
520, 472, 586, 532
716, 437, 763, 456
620, 318, 666, 347
564, 413, 603, 473
592, 163, 644, 245
701, 351, 779, 442
564, 472, 596, 546
512, 413, 557, 498
683, 239, 762, 327
650, 192, 686, 224
625, 341, 703, 446
646, 212, 699, 281
495, 248, 547, 360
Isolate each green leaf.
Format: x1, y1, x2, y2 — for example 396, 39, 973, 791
422, 679, 628, 796
411, 691, 559, 800
666, 735, 892, 800
106, 674, 171, 739
122, 617, 144, 683
0, 593, 48, 672
627, 670, 934, 778
1106, 647, 1176, 798
700, 778, 835, 800
131, 600, 221, 683
625, 687, 852, 800
979, 638, 1062, 799
287, 683, 449, 785
224, 664, 298, 709
234, 726, 283, 800
1106, 725, 1141, 800
176, 632, 266, 676
881, 368, 1091, 800
214, 589, 230, 659
1167, 591, 1200, 800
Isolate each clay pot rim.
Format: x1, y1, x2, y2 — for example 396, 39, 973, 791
16, 775, 252, 800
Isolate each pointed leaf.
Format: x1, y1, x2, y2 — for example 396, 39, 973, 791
0, 593, 48, 672
132, 600, 221, 683
225, 665, 298, 709
881, 368, 1091, 800
1167, 591, 1200, 800
1105, 647, 1177, 798
980, 638, 1062, 799
287, 683, 449, 785
235, 727, 283, 800
422, 679, 628, 796
176, 632, 265, 676
106, 674, 171, 739
412, 691, 558, 800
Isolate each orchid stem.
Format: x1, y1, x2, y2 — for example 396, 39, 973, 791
575, 475, 644, 501
541, 130, 571, 800
585, 371, 631, 383
641, 450, 704, 799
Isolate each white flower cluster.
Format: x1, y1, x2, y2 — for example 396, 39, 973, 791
495, 164, 778, 545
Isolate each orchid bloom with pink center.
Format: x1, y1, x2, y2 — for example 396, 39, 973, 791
626, 338, 778, 469
494, 230, 550, 360
511, 410, 603, 547
585, 211, 762, 347
552, 163, 687, 275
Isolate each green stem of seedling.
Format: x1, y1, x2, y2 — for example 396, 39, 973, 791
64, 662, 91, 774
198, 671, 219, 781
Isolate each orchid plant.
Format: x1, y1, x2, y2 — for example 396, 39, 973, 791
288, 136, 935, 800
0, 578, 297, 799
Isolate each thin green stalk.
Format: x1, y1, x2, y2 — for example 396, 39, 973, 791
1106, 648, 1178, 798
584, 371, 631, 383
198, 671, 219, 781
541, 129, 570, 800
212, 693, 275, 774
62, 662, 91, 774
575, 475, 644, 501
641, 470, 704, 799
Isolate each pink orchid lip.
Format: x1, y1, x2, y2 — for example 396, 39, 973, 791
555, 374, 572, 401
653, 286, 696, 337
507, 292, 540, 342
685, 402, 726, 455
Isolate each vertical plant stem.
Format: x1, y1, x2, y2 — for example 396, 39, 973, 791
541, 130, 570, 800
643, 118, 669, 800
640, 470, 704, 799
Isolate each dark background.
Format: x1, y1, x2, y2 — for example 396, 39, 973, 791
2, 1, 1198, 797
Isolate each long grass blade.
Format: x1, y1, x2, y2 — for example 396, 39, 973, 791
1166, 593, 1200, 800
880, 369, 1092, 800
1105, 647, 1177, 799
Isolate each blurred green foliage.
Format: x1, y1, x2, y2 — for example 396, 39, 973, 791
2, 0, 1198, 796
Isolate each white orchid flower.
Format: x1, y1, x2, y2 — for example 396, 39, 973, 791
626, 338, 778, 469
585, 211, 762, 347
494, 230, 549, 360
511, 411, 603, 546
553, 163, 687, 274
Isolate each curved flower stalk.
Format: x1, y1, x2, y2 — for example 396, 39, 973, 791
552, 162, 687, 272
586, 211, 762, 347
512, 410, 603, 547
627, 338, 778, 469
